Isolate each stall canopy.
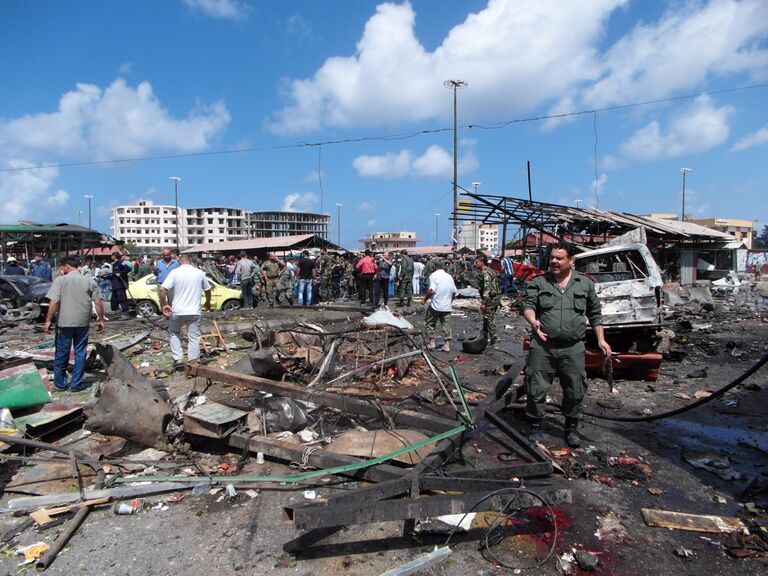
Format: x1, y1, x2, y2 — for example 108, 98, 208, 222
181, 234, 341, 257
1, 223, 119, 263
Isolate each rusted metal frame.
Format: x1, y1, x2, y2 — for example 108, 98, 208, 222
285, 487, 573, 531
419, 475, 551, 492
484, 410, 547, 464
227, 433, 403, 483
322, 350, 422, 387
188, 365, 457, 433
426, 461, 553, 481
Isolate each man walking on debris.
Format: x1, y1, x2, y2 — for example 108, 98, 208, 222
44, 257, 105, 391
398, 249, 414, 307
261, 253, 280, 308
521, 242, 612, 448
474, 254, 501, 346
235, 251, 256, 309
154, 248, 179, 284
159, 253, 211, 370
424, 260, 457, 352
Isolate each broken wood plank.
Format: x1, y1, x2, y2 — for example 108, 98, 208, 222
189, 364, 457, 433
640, 508, 746, 533
30, 498, 110, 526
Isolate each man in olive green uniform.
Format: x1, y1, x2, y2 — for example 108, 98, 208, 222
397, 249, 414, 307
444, 257, 455, 279
276, 260, 295, 305
251, 257, 264, 307
423, 256, 435, 283
474, 254, 501, 346
522, 242, 612, 448
454, 254, 469, 288
318, 248, 334, 302
261, 253, 280, 308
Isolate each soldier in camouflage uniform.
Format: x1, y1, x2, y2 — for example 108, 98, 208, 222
318, 248, 335, 302
422, 256, 435, 284
251, 256, 264, 307
474, 253, 501, 346
341, 257, 354, 301
444, 257, 455, 279
276, 260, 295, 305
397, 249, 414, 307
455, 254, 470, 288
261, 253, 280, 308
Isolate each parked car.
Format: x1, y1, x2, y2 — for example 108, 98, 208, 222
127, 274, 242, 317
0, 275, 51, 323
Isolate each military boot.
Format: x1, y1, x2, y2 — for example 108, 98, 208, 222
527, 420, 544, 445
564, 418, 581, 448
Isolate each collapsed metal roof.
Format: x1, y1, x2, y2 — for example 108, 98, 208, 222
454, 193, 737, 245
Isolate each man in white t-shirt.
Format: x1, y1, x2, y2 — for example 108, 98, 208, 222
412, 259, 424, 295
423, 260, 457, 352
159, 253, 212, 369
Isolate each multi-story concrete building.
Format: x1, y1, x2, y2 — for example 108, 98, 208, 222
360, 231, 419, 252
459, 221, 499, 252
245, 211, 329, 239
185, 206, 247, 245
689, 218, 755, 249
111, 200, 187, 248
112, 201, 327, 248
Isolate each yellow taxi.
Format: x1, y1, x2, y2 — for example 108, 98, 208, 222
127, 274, 243, 317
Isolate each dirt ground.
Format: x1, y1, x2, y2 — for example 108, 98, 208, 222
1, 287, 767, 576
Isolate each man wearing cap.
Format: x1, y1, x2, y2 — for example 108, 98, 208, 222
44, 257, 105, 391
521, 242, 611, 447
4, 257, 25, 276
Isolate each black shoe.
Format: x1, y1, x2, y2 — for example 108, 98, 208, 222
527, 424, 544, 445
564, 419, 581, 448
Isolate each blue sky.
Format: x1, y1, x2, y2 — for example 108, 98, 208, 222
1, 0, 766, 247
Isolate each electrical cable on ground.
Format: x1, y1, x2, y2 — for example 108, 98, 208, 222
443, 485, 558, 571
558, 349, 768, 423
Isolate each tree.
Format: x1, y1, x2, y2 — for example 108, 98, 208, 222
754, 225, 768, 249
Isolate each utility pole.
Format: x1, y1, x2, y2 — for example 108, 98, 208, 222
336, 203, 343, 247
75, 209, 83, 226
680, 168, 693, 221
444, 79, 467, 251
434, 213, 440, 244
170, 176, 182, 249
84, 195, 94, 229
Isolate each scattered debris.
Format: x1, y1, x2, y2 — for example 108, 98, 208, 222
641, 508, 746, 533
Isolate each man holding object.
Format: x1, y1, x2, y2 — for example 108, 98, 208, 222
521, 242, 611, 447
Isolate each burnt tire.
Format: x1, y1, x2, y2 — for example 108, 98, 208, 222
462, 333, 488, 354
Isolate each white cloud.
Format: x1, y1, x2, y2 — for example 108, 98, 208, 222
287, 14, 313, 38
183, 0, 249, 20
282, 192, 319, 212
357, 201, 375, 212
0, 79, 230, 161
575, 0, 768, 110
731, 124, 768, 152
269, 0, 768, 135
118, 62, 133, 75
617, 96, 733, 163
0, 160, 62, 222
366, 219, 377, 228
590, 173, 608, 202
303, 169, 324, 183
269, 0, 626, 133
47, 190, 70, 206
352, 143, 477, 180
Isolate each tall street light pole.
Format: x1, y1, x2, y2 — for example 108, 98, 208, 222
444, 79, 468, 251
434, 214, 440, 244
336, 203, 343, 247
83, 195, 94, 229
680, 168, 693, 221
75, 209, 83, 226
170, 177, 182, 249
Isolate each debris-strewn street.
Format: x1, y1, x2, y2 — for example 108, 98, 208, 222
1, 280, 766, 576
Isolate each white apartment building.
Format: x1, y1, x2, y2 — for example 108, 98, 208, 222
112, 201, 323, 248
111, 200, 187, 248
359, 231, 419, 251
459, 222, 499, 252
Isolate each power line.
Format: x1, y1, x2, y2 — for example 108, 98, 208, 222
2, 82, 766, 174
